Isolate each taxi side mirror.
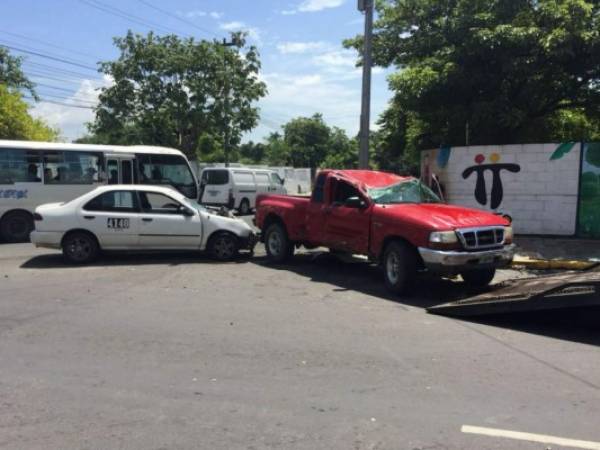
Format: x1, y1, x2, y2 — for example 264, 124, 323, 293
180, 206, 195, 216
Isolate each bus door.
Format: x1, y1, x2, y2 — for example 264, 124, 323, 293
105, 154, 135, 184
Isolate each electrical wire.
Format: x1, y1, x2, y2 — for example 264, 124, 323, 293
23, 95, 95, 109
135, 0, 218, 39
0, 43, 98, 71
0, 29, 101, 61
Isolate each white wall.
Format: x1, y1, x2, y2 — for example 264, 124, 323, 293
421, 143, 581, 235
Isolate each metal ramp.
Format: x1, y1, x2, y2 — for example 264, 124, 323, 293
427, 267, 600, 317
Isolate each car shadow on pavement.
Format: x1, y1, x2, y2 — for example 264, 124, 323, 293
20, 251, 254, 269
251, 251, 479, 308
252, 251, 600, 346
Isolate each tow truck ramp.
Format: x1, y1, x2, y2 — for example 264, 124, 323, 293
427, 267, 600, 317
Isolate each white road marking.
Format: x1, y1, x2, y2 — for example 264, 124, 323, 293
461, 425, 600, 450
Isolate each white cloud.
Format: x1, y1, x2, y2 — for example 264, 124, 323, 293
276, 41, 330, 54
313, 49, 357, 69
281, 0, 345, 14
30, 75, 112, 142
178, 10, 223, 19
219, 21, 262, 44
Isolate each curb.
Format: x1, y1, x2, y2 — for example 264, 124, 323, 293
511, 255, 598, 271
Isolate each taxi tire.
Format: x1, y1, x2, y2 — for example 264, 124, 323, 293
461, 268, 496, 288
383, 241, 417, 295
264, 223, 294, 263
208, 232, 239, 261
0, 210, 34, 243
62, 231, 100, 265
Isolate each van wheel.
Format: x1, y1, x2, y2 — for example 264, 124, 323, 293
238, 198, 251, 216
461, 268, 496, 288
62, 231, 99, 264
208, 232, 239, 261
0, 211, 34, 243
264, 223, 294, 263
383, 241, 417, 295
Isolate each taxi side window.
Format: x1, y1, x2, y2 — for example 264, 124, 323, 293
84, 191, 138, 212
139, 192, 182, 214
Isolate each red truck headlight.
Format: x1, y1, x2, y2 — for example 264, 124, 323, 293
429, 231, 461, 250
504, 226, 513, 244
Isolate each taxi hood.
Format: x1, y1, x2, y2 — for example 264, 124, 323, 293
374, 202, 509, 231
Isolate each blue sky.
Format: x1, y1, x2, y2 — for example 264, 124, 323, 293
1, 0, 393, 143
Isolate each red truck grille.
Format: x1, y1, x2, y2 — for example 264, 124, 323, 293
457, 227, 505, 251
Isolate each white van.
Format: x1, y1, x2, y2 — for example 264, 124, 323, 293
199, 167, 287, 215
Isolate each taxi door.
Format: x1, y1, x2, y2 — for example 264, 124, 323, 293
79, 189, 141, 248
137, 191, 202, 249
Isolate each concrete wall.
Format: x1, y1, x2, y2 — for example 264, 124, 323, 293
421, 143, 581, 235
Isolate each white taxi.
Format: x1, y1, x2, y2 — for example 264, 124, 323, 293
30, 185, 257, 264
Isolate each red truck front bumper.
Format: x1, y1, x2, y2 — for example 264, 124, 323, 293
418, 244, 516, 275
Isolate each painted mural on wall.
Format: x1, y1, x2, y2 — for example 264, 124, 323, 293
578, 142, 600, 238
421, 143, 582, 235
462, 153, 520, 209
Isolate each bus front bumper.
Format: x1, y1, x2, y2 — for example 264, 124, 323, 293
30, 231, 62, 249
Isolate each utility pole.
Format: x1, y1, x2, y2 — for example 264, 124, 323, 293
221, 38, 236, 167
358, 0, 373, 169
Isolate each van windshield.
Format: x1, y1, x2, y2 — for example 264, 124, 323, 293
368, 179, 441, 205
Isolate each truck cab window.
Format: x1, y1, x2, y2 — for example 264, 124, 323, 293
333, 180, 361, 205
312, 174, 326, 203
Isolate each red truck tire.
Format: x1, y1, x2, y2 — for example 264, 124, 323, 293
264, 223, 294, 262
383, 241, 417, 295
461, 268, 496, 287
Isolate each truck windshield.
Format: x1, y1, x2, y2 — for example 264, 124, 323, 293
368, 179, 441, 205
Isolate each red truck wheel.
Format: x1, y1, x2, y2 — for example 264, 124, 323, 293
383, 241, 417, 295
264, 223, 294, 262
461, 268, 496, 287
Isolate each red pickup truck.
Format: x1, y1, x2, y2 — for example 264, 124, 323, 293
255, 170, 515, 294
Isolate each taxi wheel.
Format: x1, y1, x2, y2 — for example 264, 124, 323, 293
0, 211, 33, 243
461, 268, 496, 288
382, 241, 416, 295
62, 231, 100, 265
208, 232, 239, 261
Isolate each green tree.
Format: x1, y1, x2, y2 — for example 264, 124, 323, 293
239, 140, 266, 164
89, 31, 267, 160
0, 47, 37, 99
346, 0, 600, 150
321, 127, 358, 169
264, 132, 291, 166
0, 84, 59, 141
282, 113, 331, 168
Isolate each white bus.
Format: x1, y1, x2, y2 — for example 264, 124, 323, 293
0, 140, 198, 242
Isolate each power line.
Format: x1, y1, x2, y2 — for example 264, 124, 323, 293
23, 95, 95, 110
79, 0, 192, 37
0, 29, 100, 61
34, 82, 80, 94
0, 43, 98, 71
26, 71, 97, 86
135, 0, 218, 39
34, 91, 97, 105
23, 61, 103, 80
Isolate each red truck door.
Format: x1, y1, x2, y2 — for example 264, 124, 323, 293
304, 173, 328, 244
323, 178, 371, 254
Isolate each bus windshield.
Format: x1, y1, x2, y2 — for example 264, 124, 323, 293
137, 154, 197, 199
368, 179, 441, 205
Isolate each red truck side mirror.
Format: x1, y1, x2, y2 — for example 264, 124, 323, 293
344, 196, 368, 209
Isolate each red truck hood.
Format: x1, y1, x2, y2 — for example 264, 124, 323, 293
375, 203, 508, 230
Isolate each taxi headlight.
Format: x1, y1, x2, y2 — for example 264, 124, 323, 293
504, 226, 513, 244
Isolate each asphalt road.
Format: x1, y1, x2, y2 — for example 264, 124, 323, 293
1, 241, 600, 450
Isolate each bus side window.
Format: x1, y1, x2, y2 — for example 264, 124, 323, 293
0, 148, 42, 184
44, 151, 102, 184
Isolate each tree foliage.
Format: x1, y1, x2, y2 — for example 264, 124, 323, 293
0, 47, 37, 99
89, 31, 267, 159
345, 0, 600, 151
0, 84, 59, 141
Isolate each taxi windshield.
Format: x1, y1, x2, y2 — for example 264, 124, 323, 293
367, 179, 441, 205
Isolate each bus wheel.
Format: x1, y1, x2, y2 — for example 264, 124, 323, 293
0, 211, 34, 243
